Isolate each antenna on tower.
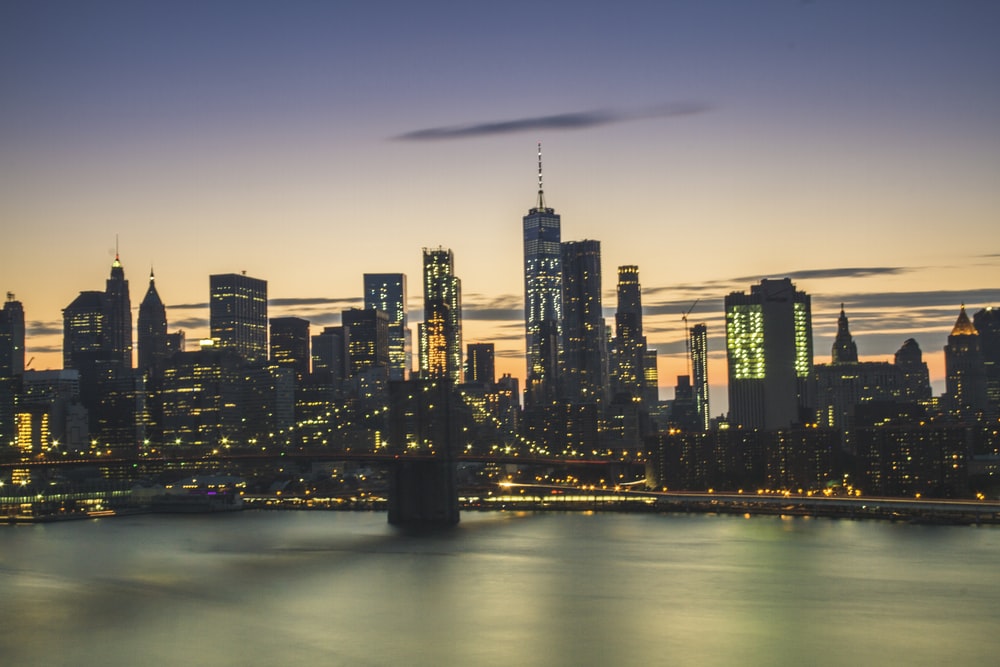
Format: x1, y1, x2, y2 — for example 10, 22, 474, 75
536, 141, 545, 209
682, 299, 700, 378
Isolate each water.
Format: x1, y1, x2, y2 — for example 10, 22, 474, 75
2, 510, 999, 666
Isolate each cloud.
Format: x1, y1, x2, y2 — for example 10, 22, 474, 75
27, 320, 62, 337
170, 317, 208, 330
270, 296, 361, 308
461, 294, 523, 321
394, 103, 711, 141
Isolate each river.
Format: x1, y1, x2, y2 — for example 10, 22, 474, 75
2, 510, 998, 666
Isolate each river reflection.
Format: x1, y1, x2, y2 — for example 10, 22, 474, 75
2, 511, 999, 666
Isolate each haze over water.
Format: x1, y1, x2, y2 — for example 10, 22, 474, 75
2, 511, 998, 666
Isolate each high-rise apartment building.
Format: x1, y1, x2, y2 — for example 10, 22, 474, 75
364, 273, 411, 381
137, 269, 168, 377
523, 145, 562, 405
690, 323, 710, 430
63, 291, 108, 370
420, 248, 462, 382
269, 317, 311, 380
725, 278, 813, 430
210, 273, 268, 364
560, 240, 607, 404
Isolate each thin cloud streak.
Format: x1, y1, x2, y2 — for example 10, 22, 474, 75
394, 103, 711, 141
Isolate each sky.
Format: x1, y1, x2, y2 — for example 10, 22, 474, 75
1, 0, 998, 415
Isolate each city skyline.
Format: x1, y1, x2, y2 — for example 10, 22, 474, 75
2, 1, 999, 413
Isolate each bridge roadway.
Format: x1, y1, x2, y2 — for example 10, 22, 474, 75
492, 483, 1000, 523
0, 449, 640, 470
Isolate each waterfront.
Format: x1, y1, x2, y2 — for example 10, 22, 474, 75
2, 511, 999, 666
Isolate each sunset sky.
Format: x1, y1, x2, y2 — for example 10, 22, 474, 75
2, 1, 998, 415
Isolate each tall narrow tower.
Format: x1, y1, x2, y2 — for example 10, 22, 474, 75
105, 250, 133, 369
137, 269, 169, 376
420, 248, 462, 382
690, 322, 709, 430
523, 144, 563, 405
944, 305, 988, 418
364, 273, 410, 381
560, 240, 607, 404
613, 265, 646, 399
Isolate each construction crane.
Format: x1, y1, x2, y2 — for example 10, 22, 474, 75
681, 299, 699, 378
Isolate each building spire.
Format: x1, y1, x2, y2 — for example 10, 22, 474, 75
536, 142, 546, 209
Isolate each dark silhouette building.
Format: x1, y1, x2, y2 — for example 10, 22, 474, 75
137, 269, 168, 378
560, 239, 607, 405
342, 309, 389, 377
269, 316, 311, 380
465, 343, 495, 387
105, 252, 133, 369
894, 338, 932, 402
1, 294, 25, 448
973, 307, 1000, 410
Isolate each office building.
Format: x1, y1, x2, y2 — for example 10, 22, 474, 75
210, 273, 268, 364
312, 326, 347, 386
364, 273, 411, 381
342, 308, 389, 376
560, 240, 607, 404
270, 316, 311, 380
725, 278, 813, 430
523, 144, 563, 405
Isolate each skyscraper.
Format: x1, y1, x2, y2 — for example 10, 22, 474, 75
269, 316, 311, 380
420, 248, 462, 382
725, 278, 813, 430
63, 291, 108, 370
342, 308, 389, 376
465, 343, 495, 386
973, 307, 1000, 409
137, 269, 168, 377
612, 265, 645, 399
105, 252, 133, 369
523, 144, 562, 405
560, 240, 607, 404
690, 322, 710, 430
364, 273, 411, 381
894, 338, 931, 401
0, 294, 25, 447
210, 273, 268, 364
944, 305, 988, 419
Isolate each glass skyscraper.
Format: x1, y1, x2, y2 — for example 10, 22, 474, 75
363, 273, 410, 381
523, 145, 562, 405
420, 248, 461, 382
